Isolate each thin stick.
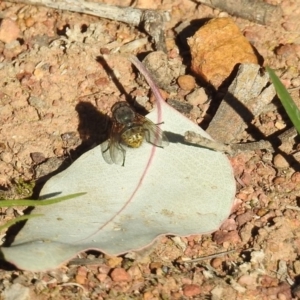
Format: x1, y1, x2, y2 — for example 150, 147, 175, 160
181, 249, 237, 263
195, 0, 282, 25
6, 0, 169, 52
185, 127, 298, 154
286, 205, 300, 211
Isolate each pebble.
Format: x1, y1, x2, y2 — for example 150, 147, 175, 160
2, 283, 30, 300
186, 88, 208, 106
106, 255, 122, 268
275, 43, 297, 58
273, 176, 285, 184
75, 266, 87, 285
213, 230, 241, 244
110, 267, 131, 282
97, 273, 108, 282
235, 209, 254, 227
1, 151, 13, 163
211, 257, 222, 269
274, 121, 286, 130
142, 51, 174, 92
3, 40, 23, 59
219, 218, 237, 231
291, 172, 300, 183
0, 18, 21, 43
237, 274, 256, 287
188, 17, 257, 88
182, 284, 201, 297
127, 265, 143, 280
294, 260, 300, 274
24, 17, 35, 28
291, 77, 300, 87
278, 293, 287, 300
177, 75, 196, 91
30, 152, 46, 164
149, 262, 162, 270
273, 154, 289, 168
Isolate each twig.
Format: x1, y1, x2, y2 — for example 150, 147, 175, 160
185, 127, 298, 155
285, 205, 300, 211
184, 131, 231, 153
288, 86, 300, 92
180, 249, 237, 263
6, 0, 169, 52
60, 282, 87, 292
195, 0, 282, 25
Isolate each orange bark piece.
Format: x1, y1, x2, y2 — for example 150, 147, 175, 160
188, 17, 258, 88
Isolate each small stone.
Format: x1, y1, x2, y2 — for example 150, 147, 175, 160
142, 51, 174, 92
75, 274, 86, 285
3, 40, 23, 59
23, 61, 36, 74
273, 176, 285, 184
177, 75, 196, 91
275, 43, 298, 58
149, 262, 162, 270
110, 267, 131, 282
275, 121, 286, 130
188, 17, 258, 88
186, 88, 208, 106
291, 77, 300, 87
24, 17, 35, 28
294, 260, 300, 274
97, 273, 107, 282
106, 255, 123, 268
127, 265, 143, 280
213, 230, 241, 245
291, 172, 300, 183
235, 209, 254, 227
256, 208, 268, 217
0, 18, 21, 43
211, 257, 222, 269
277, 293, 287, 300
294, 260, 300, 275
75, 266, 87, 285
30, 152, 46, 164
143, 291, 155, 300
237, 274, 256, 287
28, 96, 48, 110
2, 283, 30, 300
1, 151, 13, 163
273, 154, 289, 168
219, 218, 237, 231
183, 284, 201, 297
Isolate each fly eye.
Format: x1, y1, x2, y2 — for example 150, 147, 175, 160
115, 107, 135, 124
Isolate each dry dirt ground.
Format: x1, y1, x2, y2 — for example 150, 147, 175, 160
0, 0, 300, 299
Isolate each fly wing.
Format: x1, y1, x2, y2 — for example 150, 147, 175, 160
143, 118, 169, 148
108, 122, 126, 166
109, 139, 126, 166
101, 140, 113, 164
101, 122, 126, 166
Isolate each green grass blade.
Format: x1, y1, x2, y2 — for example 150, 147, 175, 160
266, 66, 300, 134
0, 214, 43, 232
0, 192, 86, 207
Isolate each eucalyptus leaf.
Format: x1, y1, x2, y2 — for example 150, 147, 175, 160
1, 57, 236, 271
